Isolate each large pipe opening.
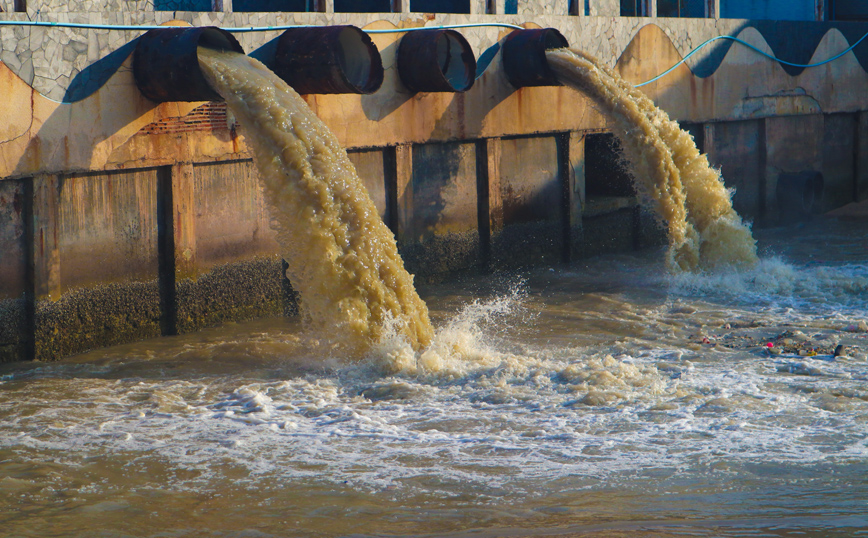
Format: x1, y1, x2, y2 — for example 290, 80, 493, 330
267, 25, 384, 95
397, 29, 477, 93
501, 28, 569, 88
133, 26, 244, 103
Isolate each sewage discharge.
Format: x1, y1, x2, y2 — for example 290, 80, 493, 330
197, 47, 434, 352
547, 48, 759, 272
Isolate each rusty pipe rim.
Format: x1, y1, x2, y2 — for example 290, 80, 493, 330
501, 28, 569, 88
271, 25, 384, 95
397, 29, 477, 93
133, 26, 244, 103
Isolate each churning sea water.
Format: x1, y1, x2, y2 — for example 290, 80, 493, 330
2, 219, 867, 538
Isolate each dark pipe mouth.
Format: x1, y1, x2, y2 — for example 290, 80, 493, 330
501, 28, 569, 88
133, 26, 244, 103
270, 25, 384, 95
335, 26, 380, 94
198, 27, 243, 53
397, 29, 476, 93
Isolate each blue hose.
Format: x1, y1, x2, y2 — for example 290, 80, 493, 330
634, 32, 868, 87
0, 19, 521, 33
0, 19, 866, 86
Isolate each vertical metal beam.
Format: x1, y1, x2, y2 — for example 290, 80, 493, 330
383, 146, 400, 234
157, 166, 177, 336
475, 139, 491, 270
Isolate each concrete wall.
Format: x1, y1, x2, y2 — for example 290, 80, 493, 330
0, 179, 28, 363
705, 119, 766, 221
490, 135, 565, 269
2, 10, 868, 361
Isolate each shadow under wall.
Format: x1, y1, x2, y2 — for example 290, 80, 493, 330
63, 40, 138, 103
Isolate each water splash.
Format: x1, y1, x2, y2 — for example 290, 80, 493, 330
547, 48, 759, 272
197, 48, 433, 352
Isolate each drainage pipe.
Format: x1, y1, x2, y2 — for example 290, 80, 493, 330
133, 26, 244, 103
501, 28, 569, 88
265, 25, 384, 95
397, 29, 477, 93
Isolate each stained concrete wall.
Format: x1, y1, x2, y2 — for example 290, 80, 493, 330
172, 160, 286, 334
2, 10, 868, 361
29, 170, 162, 360
348, 148, 391, 224
705, 119, 765, 221
858, 113, 868, 202
400, 141, 481, 279
0, 179, 27, 363
821, 114, 857, 212
490, 135, 565, 269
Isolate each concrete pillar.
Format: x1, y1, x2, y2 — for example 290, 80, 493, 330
471, 0, 486, 14
568, 131, 585, 259
31, 174, 61, 303
394, 0, 411, 13
648, 0, 657, 18
705, 120, 768, 223
708, 0, 720, 17
322, 0, 334, 13
171, 163, 198, 281
485, 138, 503, 237
395, 144, 413, 242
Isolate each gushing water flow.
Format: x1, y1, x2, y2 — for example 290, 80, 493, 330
197, 48, 433, 352
196, 44, 760, 355
547, 48, 759, 272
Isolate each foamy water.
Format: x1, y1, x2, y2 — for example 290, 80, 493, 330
197, 48, 433, 352
1, 222, 866, 537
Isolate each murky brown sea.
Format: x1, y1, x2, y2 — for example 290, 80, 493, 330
2, 220, 867, 537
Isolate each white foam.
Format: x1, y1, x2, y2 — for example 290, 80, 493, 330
669, 257, 868, 316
